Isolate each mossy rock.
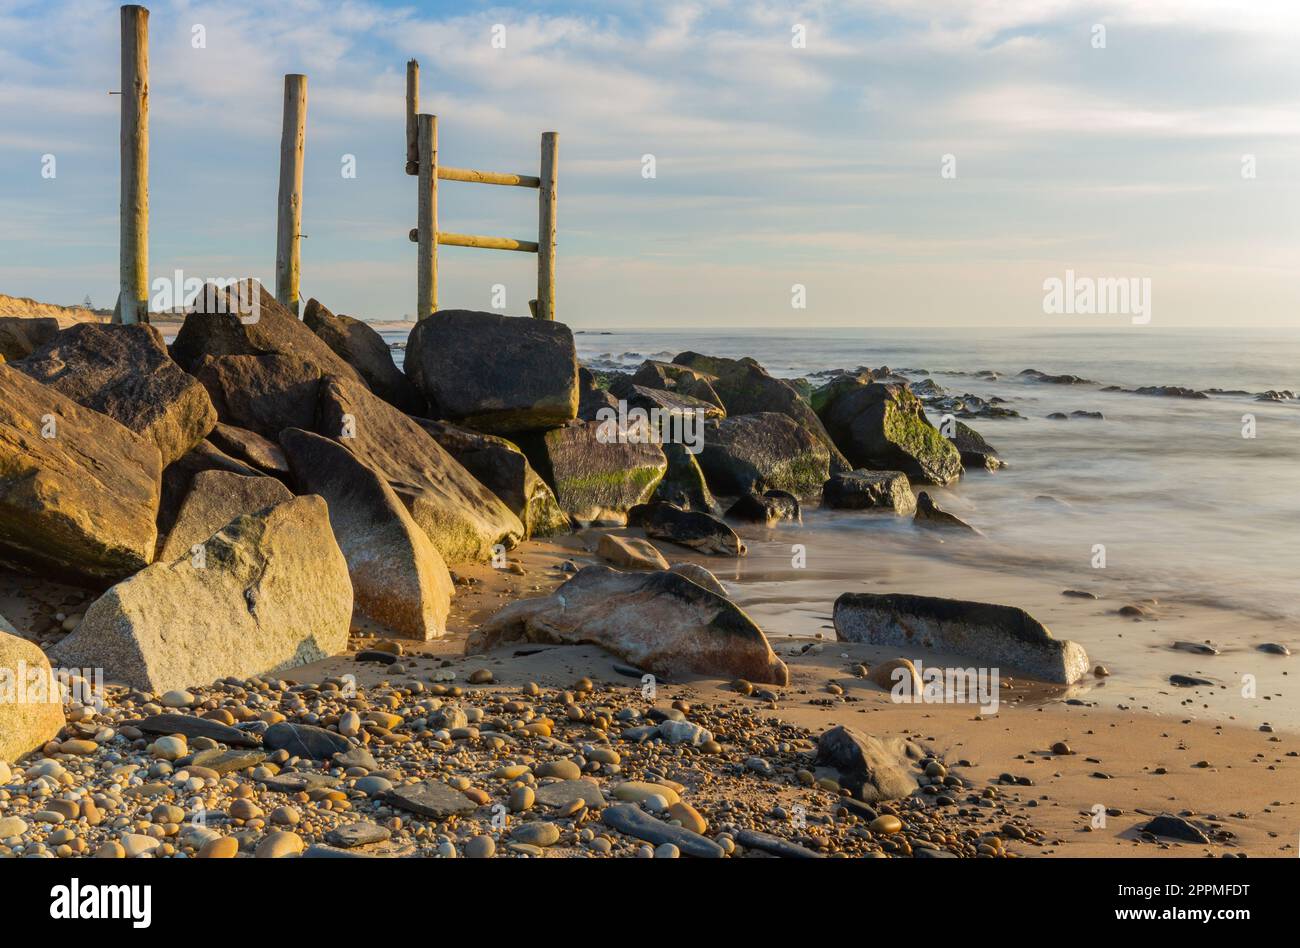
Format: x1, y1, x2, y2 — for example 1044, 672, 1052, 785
697, 412, 832, 497
652, 442, 716, 513
520, 420, 667, 525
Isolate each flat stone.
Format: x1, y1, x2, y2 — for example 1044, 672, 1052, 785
256, 772, 341, 794
510, 821, 561, 847
534, 779, 606, 810
302, 844, 380, 858
602, 804, 724, 858
325, 821, 392, 849
387, 780, 479, 820
734, 828, 824, 858
191, 748, 268, 774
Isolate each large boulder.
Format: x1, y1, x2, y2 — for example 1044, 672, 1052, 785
50, 496, 352, 693
280, 428, 453, 640
0, 316, 59, 362
169, 280, 367, 387
158, 470, 293, 562
822, 470, 916, 515
416, 419, 569, 539
193, 353, 321, 441
520, 420, 667, 526
0, 629, 65, 763
813, 726, 921, 803
672, 352, 847, 469
577, 367, 620, 421
697, 412, 831, 497
651, 442, 715, 513
157, 440, 263, 540
404, 310, 578, 434
302, 299, 424, 413
813, 377, 961, 486
0, 364, 161, 583
315, 375, 523, 564
833, 592, 1090, 684
469, 565, 788, 685
607, 376, 725, 421
17, 323, 215, 466
629, 502, 744, 556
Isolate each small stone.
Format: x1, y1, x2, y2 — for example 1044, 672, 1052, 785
509, 785, 536, 812
338, 710, 362, 738
654, 843, 680, 858
510, 821, 560, 847
198, 836, 238, 858
613, 781, 681, 805
152, 735, 187, 760
869, 815, 903, 835
160, 689, 195, 708
468, 668, 494, 684
465, 834, 496, 859
255, 830, 305, 858
666, 801, 707, 834
270, 805, 301, 826
535, 759, 582, 780
1051, 741, 1072, 755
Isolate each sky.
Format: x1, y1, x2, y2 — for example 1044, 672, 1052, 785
0, 0, 1297, 329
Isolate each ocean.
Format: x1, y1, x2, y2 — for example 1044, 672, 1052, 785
387, 325, 1300, 723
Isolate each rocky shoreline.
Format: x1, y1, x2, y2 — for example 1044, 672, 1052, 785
0, 286, 1293, 859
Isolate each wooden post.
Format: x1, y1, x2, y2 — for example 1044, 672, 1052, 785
117, 4, 149, 325
276, 74, 307, 315
405, 60, 419, 175
416, 114, 438, 320
536, 132, 558, 320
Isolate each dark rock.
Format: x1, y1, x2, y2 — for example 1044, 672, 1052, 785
672, 352, 847, 470
629, 501, 744, 556
651, 442, 715, 513
0, 364, 162, 583
1062, 589, 1098, 599
724, 490, 802, 525
170, 279, 367, 387
17, 323, 215, 465
1133, 386, 1207, 400
1173, 641, 1219, 656
302, 298, 423, 413
914, 491, 977, 532
315, 374, 524, 563
833, 591, 1090, 684
132, 713, 262, 747
813, 725, 921, 803
576, 366, 620, 421
1258, 643, 1291, 656
1070, 410, 1104, 420
280, 427, 453, 640
698, 412, 832, 497
1142, 814, 1210, 843
263, 722, 353, 759
415, 418, 569, 539
534, 779, 606, 810
1019, 369, 1095, 385
950, 421, 1003, 471
520, 419, 666, 526
193, 352, 321, 440
355, 649, 398, 664
631, 360, 726, 413
405, 310, 578, 433
602, 804, 725, 858
822, 470, 915, 514
733, 828, 825, 859
813, 377, 961, 485
608, 376, 725, 420
1169, 674, 1214, 687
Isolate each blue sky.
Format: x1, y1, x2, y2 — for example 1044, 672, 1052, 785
0, 0, 1297, 327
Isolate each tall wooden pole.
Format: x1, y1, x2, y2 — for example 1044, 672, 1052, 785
417, 114, 438, 320
118, 5, 149, 325
405, 60, 419, 175
276, 74, 307, 315
537, 132, 558, 321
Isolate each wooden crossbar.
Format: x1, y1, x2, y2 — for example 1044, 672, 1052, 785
438, 166, 540, 188
407, 229, 538, 253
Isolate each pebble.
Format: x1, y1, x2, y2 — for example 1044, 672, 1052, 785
535, 759, 582, 780
509, 785, 536, 812
869, 815, 903, 835
613, 781, 681, 805
654, 843, 680, 858
465, 834, 496, 859
161, 690, 196, 708
198, 837, 239, 858
510, 821, 560, 847
255, 831, 305, 858
468, 668, 494, 684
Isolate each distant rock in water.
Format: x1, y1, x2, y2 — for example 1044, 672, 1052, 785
1071, 410, 1104, 419
833, 591, 1091, 684
631, 360, 726, 413
1019, 369, 1096, 385
470, 565, 788, 685
1132, 385, 1207, 399
1061, 589, 1098, 599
